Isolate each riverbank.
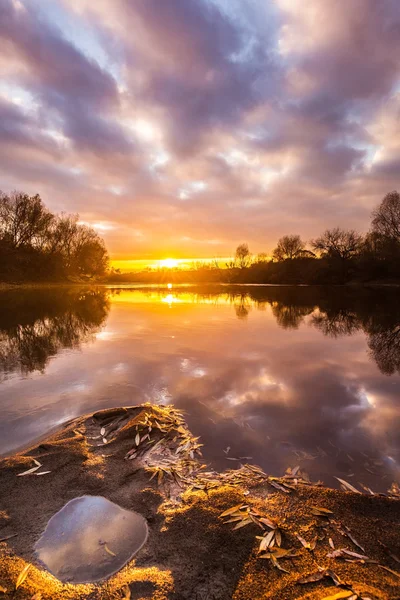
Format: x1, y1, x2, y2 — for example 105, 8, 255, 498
0, 405, 399, 600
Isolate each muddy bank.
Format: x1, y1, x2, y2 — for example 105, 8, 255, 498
0, 404, 399, 600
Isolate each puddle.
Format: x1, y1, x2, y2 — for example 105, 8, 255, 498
34, 495, 148, 583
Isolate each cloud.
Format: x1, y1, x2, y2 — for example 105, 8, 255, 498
0, 0, 399, 258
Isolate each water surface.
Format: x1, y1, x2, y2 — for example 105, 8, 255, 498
0, 285, 399, 491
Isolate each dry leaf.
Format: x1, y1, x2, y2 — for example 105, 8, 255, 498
270, 554, 290, 573
0, 586, 7, 594
297, 570, 326, 584
345, 530, 365, 552
100, 427, 106, 435
275, 529, 282, 547
379, 564, 400, 578
324, 570, 344, 586
35, 471, 51, 476
233, 518, 252, 530
329, 538, 335, 549
220, 504, 247, 518
259, 517, 276, 529
311, 506, 334, 516
268, 480, 291, 493
135, 433, 140, 446
15, 564, 31, 589
259, 529, 275, 552
296, 534, 316, 550
334, 477, 361, 494
321, 591, 355, 600
17, 465, 41, 476
104, 544, 116, 556
31, 593, 42, 600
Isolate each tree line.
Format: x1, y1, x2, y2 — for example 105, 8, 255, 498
106, 190, 400, 285
227, 190, 400, 284
0, 191, 109, 282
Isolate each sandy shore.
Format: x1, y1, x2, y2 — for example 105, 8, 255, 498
0, 404, 399, 600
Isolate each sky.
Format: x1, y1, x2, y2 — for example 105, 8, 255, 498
0, 0, 399, 268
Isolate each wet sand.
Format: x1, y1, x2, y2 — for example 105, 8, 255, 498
0, 404, 399, 600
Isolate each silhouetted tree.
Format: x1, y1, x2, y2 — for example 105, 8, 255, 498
0, 191, 53, 248
273, 235, 306, 261
235, 243, 251, 268
0, 191, 109, 281
312, 228, 363, 261
371, 190, 400, 243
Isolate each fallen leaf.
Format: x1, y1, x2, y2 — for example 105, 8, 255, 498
259, 517, 276, 529
15, 564, 31, 590
0, 586, 7, 594
30, 594, 42, 600
102, 437, 107, 444
329, 538, 335, 549
270, 554, 290, 573
271, 547, 298, 559
35, 471, 51, 476
104, 543, 116, 556
311, 506, 334, 516
339, 525, 365, 552
321, 591, 355, 600
17, 465, 41, 476
378, 541, 400, 564
324, 569, 344, 586
296, 534, 316, 550
297, 570, 326, 584
379, 564, 400, 578
268, 480, 291, 493
259, 529, 275, 552
220, 504, 248, 518
100, 427, 106, 435
334, 477, 361, 494
275, 529, 282, 547
327, 548, 369, 560
233, 518, 252, 530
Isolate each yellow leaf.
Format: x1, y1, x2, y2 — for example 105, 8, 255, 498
321, 591, 354, 600
104, 544, 116, 557
220, 504, 247, 518
15, 563, 31, 590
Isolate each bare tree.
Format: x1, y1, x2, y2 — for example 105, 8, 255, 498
312, 228, 363, 261
235, 243, 251, 268
371, 190, 400, 243
0, 190, 109, 280
273, 235, 306, 261
0, 191, 53, 248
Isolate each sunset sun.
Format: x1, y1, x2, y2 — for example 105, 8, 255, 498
159, 258, 179, 268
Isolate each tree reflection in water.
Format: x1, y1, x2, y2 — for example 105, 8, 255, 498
223, 285, 400, 377
0, 288, 109, 378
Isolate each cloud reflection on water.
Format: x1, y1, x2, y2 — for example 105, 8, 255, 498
0, 286, 399, 490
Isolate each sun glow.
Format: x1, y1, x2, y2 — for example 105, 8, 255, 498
159, 258, 179, 269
